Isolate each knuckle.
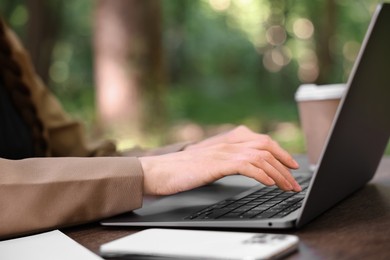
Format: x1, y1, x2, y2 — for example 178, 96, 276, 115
260, 150, 273, 160
261, 134, 272, 145
236, 125, 248, 132
252, 152, 263, 162
226, 125, 247, 141
257, 168, 267, 177
233, 125, 250, 136
234, 159, 249, 169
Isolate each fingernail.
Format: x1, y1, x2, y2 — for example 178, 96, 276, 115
294, 183, 302, 192
293, 159, 300, 168
267, 177, 276, 186
285, 182, 293, 190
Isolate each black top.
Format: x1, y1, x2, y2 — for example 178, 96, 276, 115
0, 79, 34, 159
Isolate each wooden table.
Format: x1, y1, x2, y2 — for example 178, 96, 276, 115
64, 156, 390, 259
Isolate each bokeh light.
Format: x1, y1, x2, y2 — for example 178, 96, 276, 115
293, 18, 314, 40
209, 0, 231, 11
266, 25, 287, 46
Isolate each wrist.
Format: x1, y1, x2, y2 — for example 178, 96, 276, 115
139, 157, 153, 195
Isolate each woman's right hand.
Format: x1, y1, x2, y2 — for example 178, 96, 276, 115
139, 126, 301, 196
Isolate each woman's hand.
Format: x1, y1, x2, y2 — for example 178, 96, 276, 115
139, 125, 300, 196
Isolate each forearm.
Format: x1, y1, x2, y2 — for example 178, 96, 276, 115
0, 157, 143, 239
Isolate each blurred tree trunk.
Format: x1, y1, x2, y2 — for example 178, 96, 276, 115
312, 0, 338, 84
26, 0, 62, 84
93, 0, 166, 140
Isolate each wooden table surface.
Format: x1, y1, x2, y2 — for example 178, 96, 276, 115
64, 156, 390, 259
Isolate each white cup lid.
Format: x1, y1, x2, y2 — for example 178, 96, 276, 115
295, 84, 346, 101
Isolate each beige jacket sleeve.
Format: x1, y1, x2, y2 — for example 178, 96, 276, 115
0, 157, 143, 239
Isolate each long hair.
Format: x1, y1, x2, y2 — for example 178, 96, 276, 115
0, 18, 48, 156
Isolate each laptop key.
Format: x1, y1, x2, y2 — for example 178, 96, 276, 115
202, 209, 233, 219
252, 211, 279, 219
185, 176, 312, 221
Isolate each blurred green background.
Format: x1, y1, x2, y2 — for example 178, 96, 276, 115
1, 0, 389, 153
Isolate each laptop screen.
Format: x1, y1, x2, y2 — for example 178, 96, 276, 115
297, 3, 390, 227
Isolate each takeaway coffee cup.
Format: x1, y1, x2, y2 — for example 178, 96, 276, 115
295, 84, 346, 171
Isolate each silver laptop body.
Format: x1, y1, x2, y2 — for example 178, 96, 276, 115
101, 3, 390, 229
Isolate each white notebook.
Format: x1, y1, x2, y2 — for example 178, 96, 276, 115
0, 230, 103, 260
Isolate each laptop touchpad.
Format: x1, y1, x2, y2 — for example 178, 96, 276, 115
134, 176, 260, 216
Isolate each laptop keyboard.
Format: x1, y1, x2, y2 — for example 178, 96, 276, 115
185, 176, 311, 220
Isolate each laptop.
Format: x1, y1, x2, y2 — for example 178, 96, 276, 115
102, 3, 390, 229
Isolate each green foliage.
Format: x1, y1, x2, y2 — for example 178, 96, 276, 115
0, 0, 26, 36
1, 0, 389, 152
162, 0, 301, 127
49, 1, 94, 98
